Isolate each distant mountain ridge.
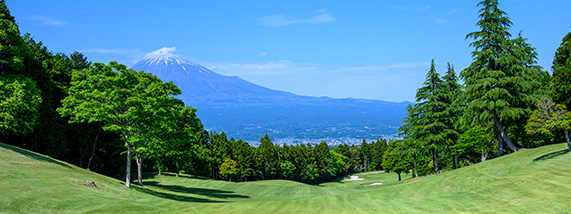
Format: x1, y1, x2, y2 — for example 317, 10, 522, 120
131, 55, 409, 145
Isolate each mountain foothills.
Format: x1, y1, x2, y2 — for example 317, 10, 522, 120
1, 0, 571, 212
131, 55, 408, 144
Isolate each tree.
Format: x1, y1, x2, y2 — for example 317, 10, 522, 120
441, 63, 462, 169
461, 0, 538, 155
398, 104, 425, 177
526, 97, 571, 151
413, 59, 448, 174
58, 61, 176, 188
551, 32, 571, 110
130, 72, 185, 185
0, 0, 28, 77
382, 140, 411, 181
0, 75, 42, 135
0, 0, 42, 136
456, 125, 495, 163
220, 157, 239, 182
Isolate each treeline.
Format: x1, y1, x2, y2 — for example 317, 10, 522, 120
183, 133, 389, 184
381, 0, 571, 179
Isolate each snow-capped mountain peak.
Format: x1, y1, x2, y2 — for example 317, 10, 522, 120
133, 47, 214, 76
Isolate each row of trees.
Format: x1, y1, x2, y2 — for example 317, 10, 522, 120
381, 0, 571, 179
192, 133, 389, 184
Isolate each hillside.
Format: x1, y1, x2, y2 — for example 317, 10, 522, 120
1, 142, 570, 213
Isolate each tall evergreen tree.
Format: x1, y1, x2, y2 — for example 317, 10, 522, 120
398, 104, 423, 177
551, 32, 571, 110
413, 59, 448, 174
461, 0, 537, 154
441, 63, 462, 169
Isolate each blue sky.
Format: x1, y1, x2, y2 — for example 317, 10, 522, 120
7, 0, 571, 102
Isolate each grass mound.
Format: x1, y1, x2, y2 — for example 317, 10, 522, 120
1, 142, 570, 213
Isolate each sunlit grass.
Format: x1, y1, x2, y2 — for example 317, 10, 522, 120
1, 142, 570, 213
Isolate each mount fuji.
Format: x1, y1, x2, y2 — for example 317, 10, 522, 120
131, 53, 409, 145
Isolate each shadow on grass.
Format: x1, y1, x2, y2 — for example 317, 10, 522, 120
533, 149, 570, 162
133, 186, 224, 203
142, 181, 250, 200
0, 143, 70, 168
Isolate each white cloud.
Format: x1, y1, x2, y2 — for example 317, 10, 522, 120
25, 15, 68, 27
258, 11, 336, 27
259, 52, 267, 56
79, 48, 146, 65
434, 18, 451, 24
143, 47, 178, 59
445, 9, 459, 16
201, 60, 429, 102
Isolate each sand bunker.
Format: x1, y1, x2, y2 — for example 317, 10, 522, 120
366, 182, 383, 186
344, 176, 365, 181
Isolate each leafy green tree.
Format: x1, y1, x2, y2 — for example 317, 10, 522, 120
526, 97, 571, 151
328, 150, 349, 176
130, 72, 185, 185
0, 75, 42, 135
456, 125, 495, 162
58, 62, 175, 188
395, 138, 422, 178
382, 140, 411, 181
220, 157, 240, 182
0, 0, 29, 77
280, 160, 296, 179
413, 59, 448, 174
551, 32, 571, 110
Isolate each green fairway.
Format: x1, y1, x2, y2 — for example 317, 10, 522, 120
1, 142, 570, 213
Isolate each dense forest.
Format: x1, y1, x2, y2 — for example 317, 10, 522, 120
1, 0, 570, 188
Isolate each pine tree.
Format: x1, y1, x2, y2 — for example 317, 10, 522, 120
551, 32, 571, 110
461, 0, 536, 154
413, 59, 448, 174
441, 63, 462, 169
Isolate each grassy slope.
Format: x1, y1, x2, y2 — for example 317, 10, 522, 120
1, 142, 570, 213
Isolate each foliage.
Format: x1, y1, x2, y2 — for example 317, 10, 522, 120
0, 75, 42, 135
551, 32, 571, 110
526, 97, 571, 151
382, 140, 411, 181
460, 0, 543, 153
58, 61, 183, 187
219, 157, 240, 181
455, 125, 495, 162
410, 59, 450, 174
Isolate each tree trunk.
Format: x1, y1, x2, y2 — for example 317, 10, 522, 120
125, 142, 132, 188
494, 116, 518, 153
158, 169, 162, 176
497, 129, 503, 157
135, 154, 144, 186
87, 125, 101, 170
212, 164, 216, 179
397, 172, 401, 181
453, 150, 459, 169
452, 152, 457, 169
455, 150, 459, 169
413, 155, 418, 178
481, 150, 486, 162
433, 148, 439, 174
564, 129, 571, 152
